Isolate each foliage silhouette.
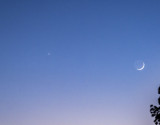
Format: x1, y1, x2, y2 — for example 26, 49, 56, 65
150, 87, 160, 125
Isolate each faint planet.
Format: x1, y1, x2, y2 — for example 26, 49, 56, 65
135, 60, 145, 71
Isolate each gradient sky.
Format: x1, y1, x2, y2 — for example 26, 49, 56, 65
0, 0, 160, 125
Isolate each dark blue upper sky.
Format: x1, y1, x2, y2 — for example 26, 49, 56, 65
0, 0, 160, 125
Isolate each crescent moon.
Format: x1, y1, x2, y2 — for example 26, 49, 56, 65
137, 62, 145, 70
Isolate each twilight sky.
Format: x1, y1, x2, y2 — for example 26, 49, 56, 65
0, 0, 160, 125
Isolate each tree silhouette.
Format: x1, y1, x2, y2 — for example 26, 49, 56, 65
150, 87, 160, 125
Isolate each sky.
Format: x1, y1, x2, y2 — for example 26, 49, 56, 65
0, 0, 160, 125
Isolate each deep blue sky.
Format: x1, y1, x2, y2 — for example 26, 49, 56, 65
0, 0, 160, 125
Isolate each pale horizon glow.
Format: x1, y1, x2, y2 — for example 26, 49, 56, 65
0, 0, 160, 125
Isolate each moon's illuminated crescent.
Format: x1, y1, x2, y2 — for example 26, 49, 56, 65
137, 62, 145, 70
